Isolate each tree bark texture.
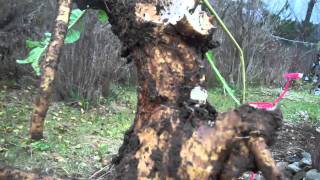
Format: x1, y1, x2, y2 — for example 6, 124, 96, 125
73, 0, 284, 179
0, 0, 281, 179
29, 0, 72, 140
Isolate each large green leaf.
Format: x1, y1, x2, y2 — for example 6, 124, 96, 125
26, 40, 42, 49
65, 28, 82, 44
17, 8, 86, 76
317, 41, 320, 51
206, 51, 241, 105
16, 46, 47, 76
97, 10, 109, 23
64, 9, 86, 44
26, 33, 51, 49
17, 33, 51, 76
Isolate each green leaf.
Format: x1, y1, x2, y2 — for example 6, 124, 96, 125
31, 141, 50, 151
317, 41, 320, 51
17, 47, 43, 64
16, 8, 86, 76
18, 32, 51, 76
26, 33, 52, 49
44, 32, 52, 39
31, 61, 41, 76
97, 10, 109, 23
65, 28, 82, 44
26, 40, 42, 49
64, 9, 86, 44
98, 144, 109, 154
206, 51, 241, 105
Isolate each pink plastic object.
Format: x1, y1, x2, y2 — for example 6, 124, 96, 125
248, 73, 303, 110
283, 73, 303, 80
250, 172, 256, 180
247, 102, 276, 110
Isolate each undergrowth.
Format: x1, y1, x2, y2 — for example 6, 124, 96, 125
0, 84, 136, 178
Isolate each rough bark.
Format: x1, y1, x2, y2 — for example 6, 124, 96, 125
73, 0, 284, 179
0, 0, 282, 179
29, 0, 72, 140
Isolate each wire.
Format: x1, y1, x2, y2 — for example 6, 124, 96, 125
271, 34, 318, 46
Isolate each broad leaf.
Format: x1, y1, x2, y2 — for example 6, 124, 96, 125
26, 32, 51, 49
17, 47, 44, 64
206, 51, 240, 105
97, 10, 109, 23
44, 32, 52, 38
65, 28, 82, 44
317, 41, 320, 51
17, 34, 51, 76
26, 40, 42, 49
16, 8, 86, 76
65, 9, 86, 44
17, 46, 47, 76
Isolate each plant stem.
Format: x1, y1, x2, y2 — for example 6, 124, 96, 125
203, 0, 246, 103
206, 52, 241, 105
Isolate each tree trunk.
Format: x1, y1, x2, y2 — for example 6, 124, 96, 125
0, 0, 283, 179
73, 0, 284, 179
301, 0, 316, 40
29, 0, 72, 140
303, 0, 316, 26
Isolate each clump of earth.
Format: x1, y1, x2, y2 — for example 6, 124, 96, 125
240, 122, 320, 180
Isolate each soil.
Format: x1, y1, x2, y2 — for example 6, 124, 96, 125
270, 121, 320, 164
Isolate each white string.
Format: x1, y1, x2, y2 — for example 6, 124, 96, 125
271, 34, 318, 46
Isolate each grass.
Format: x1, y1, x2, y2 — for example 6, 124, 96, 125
0, 84, 136, 178
0, 82, 319, 178
208, 86, 320, 123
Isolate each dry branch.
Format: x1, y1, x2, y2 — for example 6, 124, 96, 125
29, 0, 72, 140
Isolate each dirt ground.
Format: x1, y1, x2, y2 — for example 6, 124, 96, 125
271, 121, 320, 164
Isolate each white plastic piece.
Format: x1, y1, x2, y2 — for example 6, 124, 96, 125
314, 88, 320, 96
190, 86, 208, 105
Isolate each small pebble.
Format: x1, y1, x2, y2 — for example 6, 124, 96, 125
293, 170, 306, 180
254, 173, 265, 180
300, 152, 312, 166
286, 155, 301, 163
276, 161, 289, 172
305, 169, 320, 180
287, 162, 301, 173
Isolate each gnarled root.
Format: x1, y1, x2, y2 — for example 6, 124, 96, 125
112, 104, 283, 179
